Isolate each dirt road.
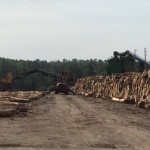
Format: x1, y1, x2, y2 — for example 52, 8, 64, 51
0, 93, 149, 150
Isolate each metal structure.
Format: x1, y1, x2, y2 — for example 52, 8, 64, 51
13, 69, 57, 82
107, 50, 150, 75
0, 69, 75, 94
55, 82, 75, 95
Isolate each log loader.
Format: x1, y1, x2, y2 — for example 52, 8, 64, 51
0, 69, 75, 95
55, 71, 75, 95
13, 69, 57, 82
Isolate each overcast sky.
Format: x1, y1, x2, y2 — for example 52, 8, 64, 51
0, 0, 150, 61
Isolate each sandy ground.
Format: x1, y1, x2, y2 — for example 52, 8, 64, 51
0, 93, 149, 150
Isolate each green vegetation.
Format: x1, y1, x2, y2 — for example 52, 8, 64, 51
0, 58, 107, 90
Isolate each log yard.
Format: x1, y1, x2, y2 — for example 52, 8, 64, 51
0, 1, 150, 149
0, 51, 149, 150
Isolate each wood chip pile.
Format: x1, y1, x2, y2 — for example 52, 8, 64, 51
0, 91, 49, 117
75, 70, 150, 109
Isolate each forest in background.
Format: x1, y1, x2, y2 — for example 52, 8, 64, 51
0, 57, 107, 90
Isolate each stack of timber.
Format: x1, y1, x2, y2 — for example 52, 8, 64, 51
75, 70, 150, 109
0, 91, 48, 117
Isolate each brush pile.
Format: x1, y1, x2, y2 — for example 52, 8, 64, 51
75, 70, 150, 109
0, 91, 49, 117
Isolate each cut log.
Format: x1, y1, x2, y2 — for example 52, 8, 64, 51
0, 108, 15, 117
112, 97, 125, 103
0, 101, 19, 106
75, 70, 150, 109
0, 91, 49, 117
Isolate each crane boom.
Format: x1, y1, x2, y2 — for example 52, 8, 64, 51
13, 69, 57, 81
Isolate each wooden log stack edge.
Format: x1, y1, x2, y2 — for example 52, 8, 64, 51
75, 70, 150, 109
0, 91, 49, 117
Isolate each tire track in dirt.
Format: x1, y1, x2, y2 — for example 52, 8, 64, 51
0, 94, 149, 150
63, 95, 150, 150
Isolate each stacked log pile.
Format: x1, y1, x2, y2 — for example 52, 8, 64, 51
75, 70, 150, 109
0, 91, 49, 117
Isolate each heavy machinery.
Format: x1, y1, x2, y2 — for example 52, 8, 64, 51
0, 72, 13, 91
54, 71, 75, 95
13, 69, 57, 82
55, 83, 75, 95
0, 69, 75, 94
107, 50, 150, 75
14, 69, 75, 94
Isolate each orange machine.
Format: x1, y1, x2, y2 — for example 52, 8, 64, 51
0, 72, 13, 91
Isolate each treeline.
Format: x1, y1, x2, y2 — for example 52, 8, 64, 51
0, 58, 107, 90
